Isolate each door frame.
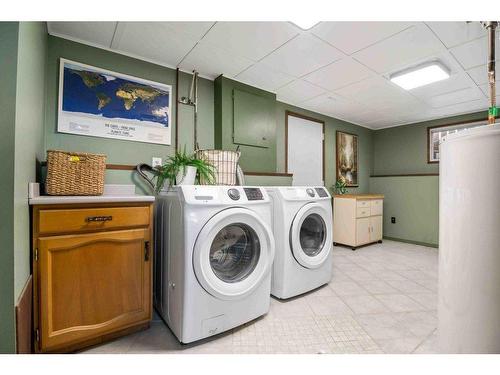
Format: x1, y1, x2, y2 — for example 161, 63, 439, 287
285, 110, 325, 184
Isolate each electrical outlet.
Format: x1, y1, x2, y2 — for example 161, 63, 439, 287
391, 217, 396, 224
152, 157, 162, 168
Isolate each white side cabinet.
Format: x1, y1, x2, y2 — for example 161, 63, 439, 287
333, 194, 384, 250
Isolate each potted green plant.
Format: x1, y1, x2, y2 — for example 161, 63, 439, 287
154, 148, 216, 193
333, 176, 348, 195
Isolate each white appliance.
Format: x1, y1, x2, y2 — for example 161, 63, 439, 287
266, 186, 333, 299
154, 185, 275, 343
438, 124, 500, 353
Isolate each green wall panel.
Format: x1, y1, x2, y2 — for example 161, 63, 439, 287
370, 176, 439, 247
0, 21, 19, 354
214, 76, 277, 173
370, 111, 487, 246
14, 22, 47, 304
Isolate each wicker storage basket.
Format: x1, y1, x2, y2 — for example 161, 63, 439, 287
195, 149, 240, 186
45, 150, 106, 196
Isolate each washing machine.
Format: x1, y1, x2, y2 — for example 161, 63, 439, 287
266, 186, 333, 299
154, 185, 275, 343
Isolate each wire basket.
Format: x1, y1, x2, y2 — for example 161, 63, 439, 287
45, 150, 106, 196
195, 149, 241, 186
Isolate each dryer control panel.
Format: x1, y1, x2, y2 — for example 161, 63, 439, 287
243, 188, 264, 201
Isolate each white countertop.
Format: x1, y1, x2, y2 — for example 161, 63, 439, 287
28, 183, 155, 205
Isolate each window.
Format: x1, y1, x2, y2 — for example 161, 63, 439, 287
427, 120, 487, 163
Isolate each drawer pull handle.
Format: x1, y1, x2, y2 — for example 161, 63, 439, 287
86, 216, 113, 222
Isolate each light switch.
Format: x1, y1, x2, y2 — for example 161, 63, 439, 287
152, 157, 162, 168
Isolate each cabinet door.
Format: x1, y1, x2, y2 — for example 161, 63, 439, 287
233, 89, 272, 148
37, 229, 151, 351
370, 215, 383, 242
356, 217, 371, 246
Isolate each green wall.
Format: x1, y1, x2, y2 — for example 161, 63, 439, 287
370, 176, 439, 246
214, 76, 277, 173
0, 22, 19, 354
44, 36, 214, 194
276, 102, 373, 193
373, 111, 486, 175
370, 111, 487, 246
14, 22, 48, 305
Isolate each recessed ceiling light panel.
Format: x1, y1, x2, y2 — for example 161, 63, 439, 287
390, 62, 450, 90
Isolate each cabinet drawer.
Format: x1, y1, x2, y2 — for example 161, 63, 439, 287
356, 200, 370, 208
356, 207, 371, 218
370, 199, 383, 216
38, 206, 150, 235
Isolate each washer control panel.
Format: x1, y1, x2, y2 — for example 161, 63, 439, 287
244, 188, 264, 201
315, 187, 329, 198
227, 188, 240, 200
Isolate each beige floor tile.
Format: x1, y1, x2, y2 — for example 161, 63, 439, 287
358, 280, 399, 295
406, 293, 438, 310
329, 281, 369, 296
386, 279, 432, 293
341, 295, 390, 314
305, 295, 353, 315
376, 336, 424, 354
375, 294, 427, 313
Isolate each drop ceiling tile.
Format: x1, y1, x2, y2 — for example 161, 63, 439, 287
450, 34, 500, 70
426, 21, 485, 48
235, 62, 295, 92
112, 22, 200, 67
433, 98, 488, 117
302, 93, 358, 116
425, 86, 484, 108
48, 22, 117, 47
276, 79, 325, 104
335, 76, 422, 111
179, 41, 254, 79
201, 22, 298, 61
311, 22, 414, 55
467, 65, 489, 85
161, 22, 215, 39
303, 58, 375, 91
409, 73, 473, 99
260, 34, 345, 77
352, 24, 445, 74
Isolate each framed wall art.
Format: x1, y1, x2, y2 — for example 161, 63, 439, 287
336, 131, 358, 187
58, 58, 172, 145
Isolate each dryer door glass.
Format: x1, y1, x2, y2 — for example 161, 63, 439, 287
209, 223, 261, 283
299, 213, 326, 257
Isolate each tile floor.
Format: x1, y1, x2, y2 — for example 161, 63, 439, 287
82, 240, 439, 354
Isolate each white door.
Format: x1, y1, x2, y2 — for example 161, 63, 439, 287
287, 113, 324, 186
290, 203, 332, 269
192, 208, 274, 300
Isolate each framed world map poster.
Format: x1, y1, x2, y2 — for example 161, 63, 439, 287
58, 58, 172, 145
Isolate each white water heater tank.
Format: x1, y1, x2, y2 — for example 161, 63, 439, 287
438, 124, 500, 353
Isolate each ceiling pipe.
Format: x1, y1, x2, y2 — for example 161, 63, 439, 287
482, 21, 498, 124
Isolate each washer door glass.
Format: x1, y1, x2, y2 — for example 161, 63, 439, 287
210, 223, 261, 283
299, 213, 326, 257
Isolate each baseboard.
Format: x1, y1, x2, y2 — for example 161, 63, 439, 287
15, 275, 33, 354
383, 236, 439, 249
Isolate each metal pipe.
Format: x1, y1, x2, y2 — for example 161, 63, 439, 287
193, 71, 199, 150
484, 21, 498, 124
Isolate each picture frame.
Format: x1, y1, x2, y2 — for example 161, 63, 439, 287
427, 119, 488, 163
336, 130, 359, 187
58, 58, 172, 145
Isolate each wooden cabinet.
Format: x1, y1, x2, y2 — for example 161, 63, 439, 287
333, 194, 384, 250
32, 202, 153, 353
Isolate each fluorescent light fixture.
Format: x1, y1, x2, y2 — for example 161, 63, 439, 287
390, 62, 450, 90
291, 21, 320, 30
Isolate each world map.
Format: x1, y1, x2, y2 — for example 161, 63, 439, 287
62, 64, 170, 127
